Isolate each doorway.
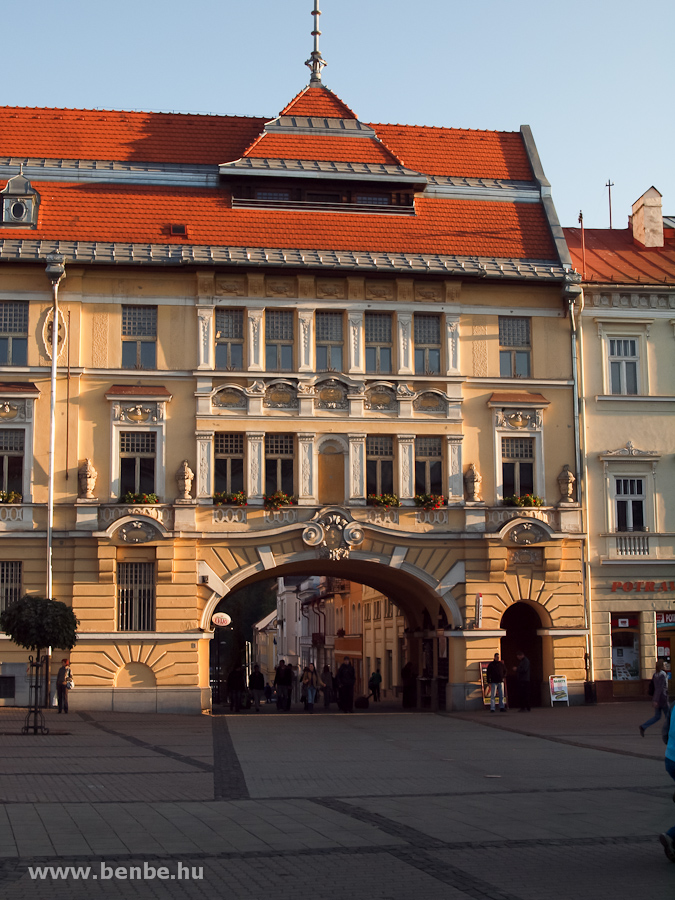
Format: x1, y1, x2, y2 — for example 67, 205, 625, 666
500, 602, 543, 707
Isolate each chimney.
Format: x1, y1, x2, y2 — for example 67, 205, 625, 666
631, 187, 664, 248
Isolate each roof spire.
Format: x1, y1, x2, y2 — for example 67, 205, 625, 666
305, 0, 327, 84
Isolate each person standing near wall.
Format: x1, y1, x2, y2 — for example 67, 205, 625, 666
487, 652, 507, 713
513, 651, 531, 712
640, 661, 669, 737
249, 664, 265, 712
56, 658, 71, 714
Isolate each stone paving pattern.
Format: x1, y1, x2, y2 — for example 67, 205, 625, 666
0, 701, 672, 898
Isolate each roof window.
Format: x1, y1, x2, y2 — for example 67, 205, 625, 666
1, 169, 39, 228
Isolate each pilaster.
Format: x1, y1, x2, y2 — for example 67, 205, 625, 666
196, 307, 214, 369
446, 435, 464, 502
247, 308, 264, 371
397, 435, 415, 503
195, 431, 214, 501
297, 433, 316, 505
348, 433, 366, 504
445, 314, 460, 375
348, 312, 365, 374
246, 432, 265, 503
397, 312, 414, 375
297, 309, 314, 372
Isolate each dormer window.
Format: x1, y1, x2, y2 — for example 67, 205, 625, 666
0, 170, 39, 228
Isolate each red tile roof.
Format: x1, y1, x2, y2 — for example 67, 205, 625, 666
0, 107, 267, 165
0, 181, 557, 260
280, 85, 358, 119
368, 124, 534, 181
564, 227, 675, 285
242, 132, 402, 165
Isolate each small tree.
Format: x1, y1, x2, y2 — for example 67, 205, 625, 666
0, 595, 79, 653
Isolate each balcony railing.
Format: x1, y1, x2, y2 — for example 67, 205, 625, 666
615, 533, 650, 557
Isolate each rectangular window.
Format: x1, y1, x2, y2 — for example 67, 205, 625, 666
384, 598, 393, 618
122, 305, 157, 370
414, 437, 443, 495
120, 432, 156, 497
117, 562, 155, 631
502, 436, 534, 498
215, 433, 244, 494
366, 436, 394, 495
215, 309, 244, 370
256, 190, 291, 202
363, 603, 371, 622
265, 310, 294, 371
373, 600, 381, 619
264, 434, 294, 495
355, 195, 391, 206
0, 429, 24, 496
315, 311, 344, 372
414, 314, 441, 375
0, 560, 21, 613
615, 478, 645, 532
499, 317, 530, 378
365, 313, 392, 374
609, 339, 639, 395
0, 301, 28, 366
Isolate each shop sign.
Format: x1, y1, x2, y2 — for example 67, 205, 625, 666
611, 581, 675, 593
611, 616, 639, 628
211, 612, 232, 627
549, 675, 569, 706
656, 612, 675, 627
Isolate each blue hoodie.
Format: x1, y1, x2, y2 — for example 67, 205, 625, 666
667, 703, 675, 763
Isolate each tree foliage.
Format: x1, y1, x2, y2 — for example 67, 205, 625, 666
0, 595, 79, 652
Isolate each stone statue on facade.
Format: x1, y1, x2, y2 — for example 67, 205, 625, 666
557, 464, 576, 505
464, 463, 483, 502
176, 459, 194, 501
78, 458, 98, 499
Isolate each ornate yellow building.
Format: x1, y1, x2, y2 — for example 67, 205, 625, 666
0, 53, 586, 711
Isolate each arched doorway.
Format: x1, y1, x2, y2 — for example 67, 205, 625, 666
500, 602, 543, 708
318, 440, 346, 505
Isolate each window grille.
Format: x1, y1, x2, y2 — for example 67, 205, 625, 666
265, 311, 293, 341
499, 317, 530, 347
365, 313, 392, 343
366, 436, 393, 457
316, 311, 343, 341
0, 430, 24, 453
122, 306, 157, 337
502, 437, 534, 459
416, 437, 442, 457
356, 195, 390, 205
215, 433, 244, 455
0, 561, 21, 612
215, 309, 243, 340
414, 314, 440, 345
265, 434, 294, 456
120, 432, 156, 454
0, 302, 28, 333
256, 190, 291, 202
117, 562, 155, 631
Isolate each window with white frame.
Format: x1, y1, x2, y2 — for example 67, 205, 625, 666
120, 432, 156, 497
0, 429, 23, 498
363, 602, 371, 622
373, 599, 381, 619
122, 306, 157, 370
414, 437, 443, 495
366, 436, 394, 495
215, 309, 244, 370
0, 561, 21, 613
117, 562, 155, 631
365, 312, 393, 374
0, 302, 28, 366
502, 436, 534, 499
609, 339, 639, 395
215, 433, 244, 494
414, 314, 441, 375
315, 311, 344, 372
499, 317, 530, 378
614, 477, 645, 532
264, 434, 294, 495
265, 310, 294, 371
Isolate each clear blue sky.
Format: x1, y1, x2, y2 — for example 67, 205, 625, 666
7, 0, 673, 229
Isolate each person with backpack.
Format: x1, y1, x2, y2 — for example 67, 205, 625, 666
659, 699, 675, 862
640, 660, 669, 737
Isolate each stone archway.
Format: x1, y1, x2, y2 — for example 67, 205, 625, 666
500, 602, 544, 707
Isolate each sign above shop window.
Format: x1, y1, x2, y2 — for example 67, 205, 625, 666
611, 616, 639, 628
610, 581, 675, 594
656, 612, 675, 627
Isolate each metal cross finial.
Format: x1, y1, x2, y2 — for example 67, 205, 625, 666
605, 178, 615, 229
305, 0, 327, 84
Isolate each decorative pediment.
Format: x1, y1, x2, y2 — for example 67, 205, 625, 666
365, 383, 397, 411
315, 379, 348, 410
600, 441, 660, 460
264, 381, 298, 409
413, 391, 448, 414
212, 385, 247, 410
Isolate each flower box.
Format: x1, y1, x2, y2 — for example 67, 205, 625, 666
502, 494, 543, 508
213, 491, 247, 507
367, 493, 401, 509
122, 492, 159, 504
414, 494, 446, 510
263, 491, 297, 510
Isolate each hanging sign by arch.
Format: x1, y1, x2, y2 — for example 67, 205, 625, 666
211, 612, 232, 628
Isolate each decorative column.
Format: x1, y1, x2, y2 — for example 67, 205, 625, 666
246, 432, 265, 504
445, 314, 460, 375
397, 313, 414, 375
247, 308, 264, 372
347, 312, 365, 374
297, 310, 314, 373
348, 433, 366, 504
397, 435, 415, 504
446, 435, 464, 502
195, 431, 214, 501
196, 307, 214, 369
297, 433, 316, 505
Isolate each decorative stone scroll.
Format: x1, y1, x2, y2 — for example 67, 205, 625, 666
302, 509, 365, 560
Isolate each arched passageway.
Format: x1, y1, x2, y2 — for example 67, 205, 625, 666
501, 602, 544, 708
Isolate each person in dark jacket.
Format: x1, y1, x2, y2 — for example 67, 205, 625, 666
249, 664, 265, 712
56, 658, 72, 714
273, 660, 292, 711
486, 652, 507, 712
227, 664, 246, 712
321, 665, 334, 708
513, 651, 531, 711
368, 669, 382, 702
336, 656, 356, 713
640, 661, 669, 737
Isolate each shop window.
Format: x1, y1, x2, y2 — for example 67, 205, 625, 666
614, 477, 645, 532
414, 314, 441, 375
117, 562, 155, 632
365, 312, 392, 374
265, 310, 294, 372
0, 560, 21, 613
215, 309, 244, 370
215, 433, 244, 494
316, 311, 344, 372
611, 614, 640, 681
415, 437, 443, 495
120, 431, 156, 496
499, 317, 530, 378
366, 436, 394, 495
264, 433, 294, 494
0, 301, 28, 366
0, 429, 24, 496
122, 306, 157, 369
501, 437, 534, 498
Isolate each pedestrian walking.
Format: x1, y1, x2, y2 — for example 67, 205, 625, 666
303, 662, 321, 713
56, 658, 72, 714
487, 652, 507, 712
227, 664, 246, 712
336, 656, 356, 713
288, 664, 297, 709
640, 660, 669, 737
659, 700, 675, 862
249, 664, 265, 712
368, 669, 382, 702
321, 665, 334, 708
273, 660, 292, 711
264, 682, 273, 703
513, 651, 531, 711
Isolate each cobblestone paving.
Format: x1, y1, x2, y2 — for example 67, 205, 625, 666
0, 703, 672, 899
